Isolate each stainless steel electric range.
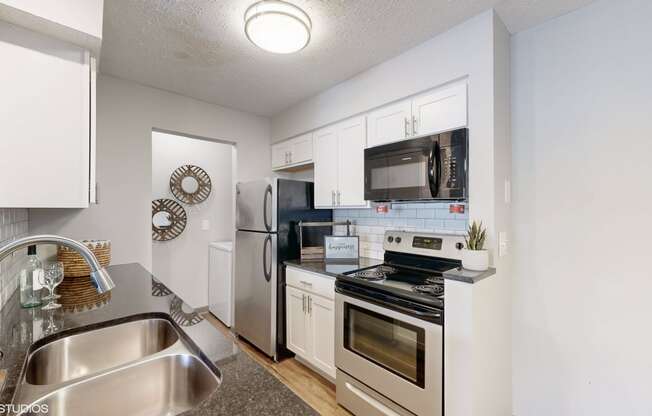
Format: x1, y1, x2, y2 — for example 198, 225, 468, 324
335, 231, 463, 416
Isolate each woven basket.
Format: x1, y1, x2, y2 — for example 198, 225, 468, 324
57, 240, 111, 278
57, 240, 111, 312
57, 275, 111, 312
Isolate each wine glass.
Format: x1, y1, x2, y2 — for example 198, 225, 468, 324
40, 261, 64, 310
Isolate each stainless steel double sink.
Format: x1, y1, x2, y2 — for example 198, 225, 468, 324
12, 316, 220, 416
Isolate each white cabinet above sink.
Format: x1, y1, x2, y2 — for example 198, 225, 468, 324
0, 21, 96, 208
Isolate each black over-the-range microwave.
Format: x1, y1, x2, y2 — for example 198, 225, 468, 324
364, 128, 468, 202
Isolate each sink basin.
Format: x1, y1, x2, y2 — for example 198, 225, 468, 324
23, 354, 219, 416
25, 318, 178, 385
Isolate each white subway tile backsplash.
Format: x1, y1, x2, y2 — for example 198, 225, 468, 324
416, 209, 436, 219
399, 209, 417, 218
333, 202, 468, 260
0, 208, 29, 310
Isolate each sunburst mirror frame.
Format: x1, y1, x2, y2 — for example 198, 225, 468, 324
152, 198, 187, 241
169, 165, 212, 205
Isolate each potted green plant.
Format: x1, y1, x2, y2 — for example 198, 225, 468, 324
462, 220, 489, 271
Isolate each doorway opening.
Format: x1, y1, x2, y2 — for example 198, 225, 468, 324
151, 129, 236, 310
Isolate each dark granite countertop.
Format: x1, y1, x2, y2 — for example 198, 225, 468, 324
0, 263, 316, 415
284, 257, 384, 278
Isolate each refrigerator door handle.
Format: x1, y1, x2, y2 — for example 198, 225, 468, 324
263, 184, 272, 231
263, 234, 272, 282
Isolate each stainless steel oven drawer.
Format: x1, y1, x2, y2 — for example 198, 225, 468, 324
336, 369, 415, 416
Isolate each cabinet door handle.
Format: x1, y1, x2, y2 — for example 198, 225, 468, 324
412, 116, 419, 135
308, 296, 312, 315
289, 151, 292, 164
404, 117, 410, 137
337, 190, 341, 206
332, 190, 336, 206
302, 294, 306, 313
300, 280, 313, 287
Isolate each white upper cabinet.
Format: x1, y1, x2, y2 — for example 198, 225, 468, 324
313, 125, 339, 207
337, 117, 366, 207
412, 83, 467, 137
0, 22, 96, 208
366, 98, 412, 148
366, 82, 468, 148
313, 116, 368, 209
271, 142, 292, 169
271, 133, 313, 171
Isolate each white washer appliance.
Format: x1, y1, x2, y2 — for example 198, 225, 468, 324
209, 241, 233, 327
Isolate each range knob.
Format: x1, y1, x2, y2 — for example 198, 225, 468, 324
395, 237, 402, 244
387, 236, 394, 243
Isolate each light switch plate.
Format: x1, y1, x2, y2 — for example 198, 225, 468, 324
201, 219, 210, 231
504, 178, 511, 204
499, 231, 508, 257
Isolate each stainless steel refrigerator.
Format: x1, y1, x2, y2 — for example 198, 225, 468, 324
234, 178, 331, 360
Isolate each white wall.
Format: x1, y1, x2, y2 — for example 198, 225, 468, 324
511, 1, 652, 414
30, 75, 271, 274
151, 131, 233, 308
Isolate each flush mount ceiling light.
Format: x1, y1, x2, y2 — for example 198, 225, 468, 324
244, 0, 312, 54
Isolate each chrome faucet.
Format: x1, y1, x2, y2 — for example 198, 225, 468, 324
0, 235, 115, 293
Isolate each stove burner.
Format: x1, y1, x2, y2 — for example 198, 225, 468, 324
377, 265, 397, 274
352, 265, 397, 281
413, 285, 444, 296
425, 276, 444, 285
354, 270, 387, 281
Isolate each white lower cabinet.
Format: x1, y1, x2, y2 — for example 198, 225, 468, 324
285, 267, 336, 379
286, 286, 310, 357
309, 294, 335, 376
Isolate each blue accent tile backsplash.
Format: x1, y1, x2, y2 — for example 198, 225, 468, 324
333, 202, 468, 259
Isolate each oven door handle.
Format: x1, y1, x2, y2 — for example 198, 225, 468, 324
336, 286, 443, 323
427, 140, 441, 197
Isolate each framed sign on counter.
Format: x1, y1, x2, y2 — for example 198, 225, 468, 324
324, 235, 359, 262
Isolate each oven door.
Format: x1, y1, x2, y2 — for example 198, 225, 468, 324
335, 293, 442, 416
364, 135, 438, 201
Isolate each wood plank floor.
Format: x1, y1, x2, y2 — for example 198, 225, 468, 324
203, 313, 352, 416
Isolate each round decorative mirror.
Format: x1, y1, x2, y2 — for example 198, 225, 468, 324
152, 198, 187, 241
170, 165, 211, 204
152, 211, 172, 229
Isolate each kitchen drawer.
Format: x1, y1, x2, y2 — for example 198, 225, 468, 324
286, 266, 334, 300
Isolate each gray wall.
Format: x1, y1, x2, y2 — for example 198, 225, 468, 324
30, 74, 271, 271
511, 0, 652, 414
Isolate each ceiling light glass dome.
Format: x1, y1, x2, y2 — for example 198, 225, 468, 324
244, 0, 312, 54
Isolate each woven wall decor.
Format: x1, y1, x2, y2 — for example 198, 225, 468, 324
152, 198, 187, 241
169, 165, 212, 204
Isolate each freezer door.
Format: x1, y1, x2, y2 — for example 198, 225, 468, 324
236, 178, 277, 232
234, 230, 277, 357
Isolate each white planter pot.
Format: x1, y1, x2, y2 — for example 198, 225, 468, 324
462, 249, 489, 271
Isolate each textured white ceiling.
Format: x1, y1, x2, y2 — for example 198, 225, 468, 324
101, 0, 595, 116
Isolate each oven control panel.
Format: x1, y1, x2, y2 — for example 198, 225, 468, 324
383, 231, 464, 260
412, 236, 442, 250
